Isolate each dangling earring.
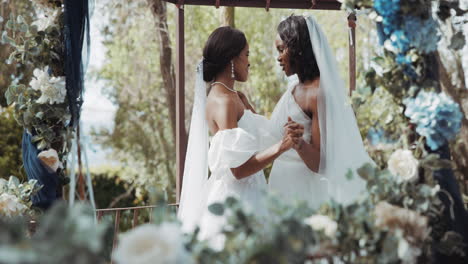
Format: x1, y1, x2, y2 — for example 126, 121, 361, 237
231, 61, 235, 79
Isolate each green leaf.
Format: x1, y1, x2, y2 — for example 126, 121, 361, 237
16, 15, 25, 25
32, 135, 43, 143
346, 169, 354, 180
5, 20, 14, 30
37, 140, 48, 150
1, 31, 16, 46
36, 112, 44, 119
29, 46, 40, 56
225, 197, 238, 207
448, 31, 465, 51
20, 23, 28, 33
208, 203, 225, 216
357, 163, 376, 181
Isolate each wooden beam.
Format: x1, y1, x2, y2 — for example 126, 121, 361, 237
163, 0, 341, 10
348, 13, 356, 96
175, 6, 186, 203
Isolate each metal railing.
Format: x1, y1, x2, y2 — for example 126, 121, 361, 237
95, 203, 178, 263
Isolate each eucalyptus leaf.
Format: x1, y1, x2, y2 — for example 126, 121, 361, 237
5, 20, 14, 30
448, 31, 466, 51
1, 31, 15, 46
20, 23, 28, 33
36, 112, 44, 119
16, 15, 24, 25
208, 203, 225, 216
37, 140, 48, 150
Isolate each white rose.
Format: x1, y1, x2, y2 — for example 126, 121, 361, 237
38, 148, 62, 172
388, 149, 419, 181
304, 214, 338, 238
113, 223, 193, 264
29, 67, 66, 105
0, 193, 27, 217
30, 68, 49, 91
398, 238, 421, 264
32, 10, 59, 31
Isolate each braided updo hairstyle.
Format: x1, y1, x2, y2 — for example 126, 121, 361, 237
202, 26, 247, 82
277, 15, 320, 82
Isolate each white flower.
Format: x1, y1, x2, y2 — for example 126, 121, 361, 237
113, 223, 193, 264
38, 148, 62, 172
0, 193, 27, 217
304, 214, 338, 238
398, 238, 421, 264
388, 149, 419, 181
0, 178, 7, 191
30, 67, 67, 105
32, 10, 59, 31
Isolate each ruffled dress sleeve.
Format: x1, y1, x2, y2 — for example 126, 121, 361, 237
208, 128, 258, 179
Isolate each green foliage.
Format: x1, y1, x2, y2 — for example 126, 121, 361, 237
0, 107, 25, 181
91, 166, 148, 209
0, 175, 41, 218
0, 0, 36, 107
0, 202, 110, 264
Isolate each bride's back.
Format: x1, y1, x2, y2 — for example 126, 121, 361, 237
206, 87, 245, 135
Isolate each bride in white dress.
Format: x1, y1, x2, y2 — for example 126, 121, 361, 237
177, 27, 303, 248
268, 15, 374, 208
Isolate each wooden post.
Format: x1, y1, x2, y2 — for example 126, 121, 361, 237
175, 5, 186, 203
348, 12, 357, 96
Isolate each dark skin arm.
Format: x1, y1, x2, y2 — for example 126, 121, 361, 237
213, 98, 302, 180
285, 95, 321, 173
237, 91, 256, 114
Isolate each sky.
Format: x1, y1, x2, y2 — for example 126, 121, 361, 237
80, 1, 117, 168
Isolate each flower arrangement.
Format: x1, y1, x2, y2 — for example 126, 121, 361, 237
2, 0, 73, 181
404, 91, 463, 151
0, 176, 41, 218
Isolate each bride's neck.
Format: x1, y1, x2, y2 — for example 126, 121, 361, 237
299, 77, 320, 89
213, 73, 235, 90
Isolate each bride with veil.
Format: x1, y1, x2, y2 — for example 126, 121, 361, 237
177, 26, 303, 248
267, 15, 373, 208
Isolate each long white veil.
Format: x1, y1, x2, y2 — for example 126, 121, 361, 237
177, 61, 210, 232
305, 16, 372, 204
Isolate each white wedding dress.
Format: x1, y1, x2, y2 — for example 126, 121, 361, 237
268, 81, 328, 209
197, 109, 269, 247
267, 15, 372, 208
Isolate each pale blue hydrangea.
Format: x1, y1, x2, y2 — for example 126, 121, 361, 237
403, 16, 440, 54
404, 91, 463, 150
374, 0, 401, 36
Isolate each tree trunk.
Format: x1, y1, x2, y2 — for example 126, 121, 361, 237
147, 0, 178, 141
221, 7, 235, 27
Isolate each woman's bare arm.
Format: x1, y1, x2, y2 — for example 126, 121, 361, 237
214, 98, 299, 179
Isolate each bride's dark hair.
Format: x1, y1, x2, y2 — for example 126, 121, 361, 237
278, 15, 320, 82
202, 26, 247, 82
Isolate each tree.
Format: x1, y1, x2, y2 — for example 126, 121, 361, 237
0, 107, 25, 181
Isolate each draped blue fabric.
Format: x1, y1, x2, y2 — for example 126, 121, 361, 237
22, 0, 93, 209
22, 131, 60, 210
64, 0, 93, 128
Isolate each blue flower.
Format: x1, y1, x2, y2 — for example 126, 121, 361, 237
403, 16, 440, 54
404, 91, 463, 150
374, 0, 401, 37
396, 54, 411, 65
367, 128, 396, 145
391, 30, 411, 53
